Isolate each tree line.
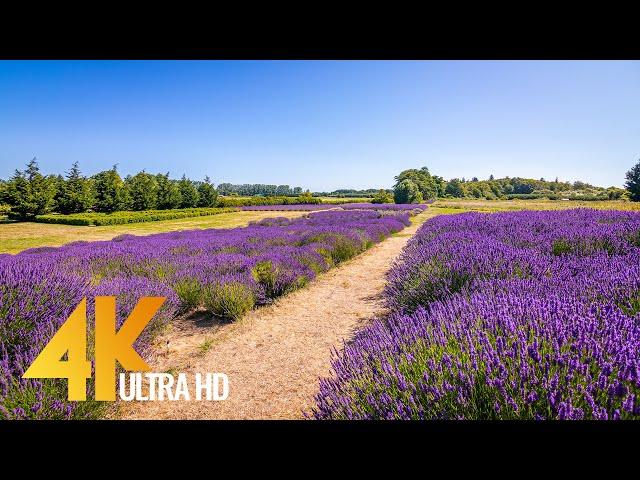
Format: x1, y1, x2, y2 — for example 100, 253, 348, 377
392, 167, 631, 203
0, 159, 221, 219
217, 183, 303, 196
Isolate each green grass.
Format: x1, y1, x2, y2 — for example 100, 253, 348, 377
198, 337, 215, 356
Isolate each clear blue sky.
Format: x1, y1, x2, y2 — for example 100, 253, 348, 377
0, 60, 638, 190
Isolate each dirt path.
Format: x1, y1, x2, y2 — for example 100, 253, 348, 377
119, 212, 428, 420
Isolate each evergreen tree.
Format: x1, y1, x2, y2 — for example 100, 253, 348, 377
127, 171, 158, 211
56, 162, 94, 214
197, 176, 218, 207
625, 159, 640, 201
178, 174, 199, 208
155, 172, 182, 209
6, 158, 56, 219
92, 166, 126, 213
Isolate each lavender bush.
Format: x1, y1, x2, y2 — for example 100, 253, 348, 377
312, 209, 640, 420
1, 210, 411, 418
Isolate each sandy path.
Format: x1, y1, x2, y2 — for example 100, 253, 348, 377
119, 212, 427, 420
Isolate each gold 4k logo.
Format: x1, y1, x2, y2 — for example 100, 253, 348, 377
23, 296, 165, 401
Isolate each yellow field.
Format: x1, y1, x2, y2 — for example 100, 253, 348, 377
0, 210, 306, 255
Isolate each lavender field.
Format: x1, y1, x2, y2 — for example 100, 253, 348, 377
313, 209, 640, 420
0, 210, 412, 419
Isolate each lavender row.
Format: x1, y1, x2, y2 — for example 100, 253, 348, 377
312, 209, 640, 420
0, 210, 411, 419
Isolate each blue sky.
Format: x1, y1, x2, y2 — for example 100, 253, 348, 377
0, 60, 638, 190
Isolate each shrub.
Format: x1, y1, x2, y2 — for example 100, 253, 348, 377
216, 195, 321, 208
329, 236, 363, 264
174, 278, 204, 311
371, 190, 393, 204
34, 207, 238, 226
203, 282, 256, 321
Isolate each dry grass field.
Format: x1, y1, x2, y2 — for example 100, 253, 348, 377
0, 210, 306, 254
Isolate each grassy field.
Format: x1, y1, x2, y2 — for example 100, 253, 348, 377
0, 210, 306, 254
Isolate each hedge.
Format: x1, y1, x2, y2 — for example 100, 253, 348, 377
33, 207, 239, 226
216, 195, 321, 207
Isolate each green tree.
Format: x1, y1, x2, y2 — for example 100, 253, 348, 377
625, 159, 640, 201
432, 175, 447, 197
0, 180, 7, 205
92, 166, 127, 212
445, 178, 465, 197
606, 187, 625, 200
394, 179, 423, 204
393, 167, 437, 203
197, 176, 218, 207
127, 171, 158, 211
155, 172, 182, 209
275, 184, 291, 196
56, 162, 94, 214
6, 158, 56, 219
177, 174, 199, 208
371, 189, 393, 204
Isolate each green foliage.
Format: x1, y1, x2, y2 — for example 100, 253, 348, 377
440, 175, 620, 201
394, 179, 423, 204
371, 189, 393, 204
216, 195, 322, 207
393, 167, 437, 203
34, 207, 238, 226
298, 190, 315, 203
444, 178, 465, 198
155, 172, 182, 210
217, 183, 302, 196
313, 189, 379, 198
92, 166, 127, 213
178, 174, 199, 208
55, 162, 94, 214
203, 282, 255, 321
174, 278, 204, 311
552, 239, 572, 256
197, 176, 218, 207
126, 171, 158, 211
4, 158, 56, 219
329, 236, 363, 264
252, 261, 278, 298
625, 159, 640, 201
